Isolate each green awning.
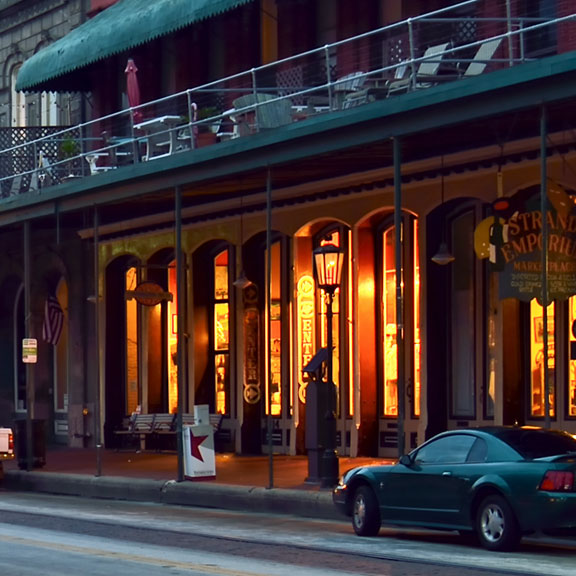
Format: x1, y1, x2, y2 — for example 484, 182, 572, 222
16, 0, 255, 92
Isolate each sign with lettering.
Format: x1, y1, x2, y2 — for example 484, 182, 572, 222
243, 284, 260, 405
475, 184, 576, 302
297, 275, 315, 404
22, 338, 37, 363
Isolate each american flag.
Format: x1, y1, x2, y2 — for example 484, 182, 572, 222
42, 295, 64, 346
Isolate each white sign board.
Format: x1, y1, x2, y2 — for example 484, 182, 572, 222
183, 424, 216, 479
22, 338, 38, 364
193, 404, 210, 425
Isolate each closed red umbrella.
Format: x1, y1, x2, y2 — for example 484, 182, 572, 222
125, 58, 142, 124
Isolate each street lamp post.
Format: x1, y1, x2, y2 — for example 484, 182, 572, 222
312, 243, 344, 487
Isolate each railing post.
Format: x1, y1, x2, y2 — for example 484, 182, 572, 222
32, 140, 39, 190
407, 19, 416, 91
505, 0, 514, 67
78, 123, 86, 176
250, 68, 260, 132
186, 90, 196, 149
518, 20, 526, 63
129, 111, 139, 164
324, 45, 333, 110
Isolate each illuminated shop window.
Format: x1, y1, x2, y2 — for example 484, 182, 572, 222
380, 220, 420, 419
569, 296, 576, 417
413, 220, 421, 417
214, 249, 230, 415
485, 271, 497, 418
167, 262, 178, 414
530, 299, 555, 417
382, 227, 398, 417
268, 241, 282, 416
125, 267, 140, 414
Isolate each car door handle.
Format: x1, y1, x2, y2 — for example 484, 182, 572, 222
442, 471, 452, 476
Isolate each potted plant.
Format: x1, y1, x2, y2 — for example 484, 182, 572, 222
58, 137, 81, 178
195, 107, 221, 147
197, 106, 220, 133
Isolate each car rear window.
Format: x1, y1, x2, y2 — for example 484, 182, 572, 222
493, 428, 576, 459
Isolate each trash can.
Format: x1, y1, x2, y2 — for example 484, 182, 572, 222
14, 419, 46, 470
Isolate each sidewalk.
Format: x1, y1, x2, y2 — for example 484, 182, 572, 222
1, 448, 386, 521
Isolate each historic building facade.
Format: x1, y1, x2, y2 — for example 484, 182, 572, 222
1, 0, 575, 461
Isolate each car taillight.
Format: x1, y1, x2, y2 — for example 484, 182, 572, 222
539, 470, 575, 492
8, 433, 13, 451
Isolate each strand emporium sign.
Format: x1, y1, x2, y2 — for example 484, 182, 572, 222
475, 183, 576, 301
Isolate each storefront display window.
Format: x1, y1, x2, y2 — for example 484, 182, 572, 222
214, 249, 230, 415
269, 241, 282, 416
530, 299, 555, 417
413, 221, 421, 417
382, 227, 397, 417
125, 267, 140, 414
485, 271, 497, 418
569, 296, 576, 417
380, 220, 421, 419
167, 263, 178, 414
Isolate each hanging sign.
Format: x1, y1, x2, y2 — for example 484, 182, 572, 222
243, 284, 261, 405
126, 281, 173, 306
22, 338, 38, 363
475, 183, 576, 302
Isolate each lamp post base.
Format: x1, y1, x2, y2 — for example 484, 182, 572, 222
320, 449, 339, 488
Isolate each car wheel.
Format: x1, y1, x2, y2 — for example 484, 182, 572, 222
352, 485, 381, 537
475, 494, 520, 551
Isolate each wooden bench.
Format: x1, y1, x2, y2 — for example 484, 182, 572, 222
113, 413, 156, 451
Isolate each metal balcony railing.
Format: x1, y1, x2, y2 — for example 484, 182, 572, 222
0, 0, 574, 198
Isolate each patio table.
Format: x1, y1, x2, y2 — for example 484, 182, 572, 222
134, 115, 183, 160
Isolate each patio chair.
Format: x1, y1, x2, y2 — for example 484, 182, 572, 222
8, 174, 23, 197
410, 38, 503, 87
387, 42, 450, 96
232, 94, 293, 135
333, 71, 367, 109
37, 151, 56, 187
462, 38, 502, 77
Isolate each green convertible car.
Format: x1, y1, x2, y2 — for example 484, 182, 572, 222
333, 426, 576, 551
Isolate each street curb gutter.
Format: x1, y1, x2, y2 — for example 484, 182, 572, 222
2, 471, 341, 521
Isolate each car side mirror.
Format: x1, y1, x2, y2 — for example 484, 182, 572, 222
399, 454, 412, 467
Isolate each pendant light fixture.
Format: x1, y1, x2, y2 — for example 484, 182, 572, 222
431, 156, 455, 266
233, 196, 253, 289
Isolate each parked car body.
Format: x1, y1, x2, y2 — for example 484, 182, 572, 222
333, 427, 576, 551
0, 427, 14, 480
0, 427, 14, 460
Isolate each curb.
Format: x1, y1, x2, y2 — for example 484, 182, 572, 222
2, 470, 341, 521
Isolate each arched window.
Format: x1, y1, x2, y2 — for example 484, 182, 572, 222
213, 248, 230, 415
378, 216, 420, 419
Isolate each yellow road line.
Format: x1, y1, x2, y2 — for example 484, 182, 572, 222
0, 534, 268, 576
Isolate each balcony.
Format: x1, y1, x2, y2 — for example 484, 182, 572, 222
1, 1, 574, 201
